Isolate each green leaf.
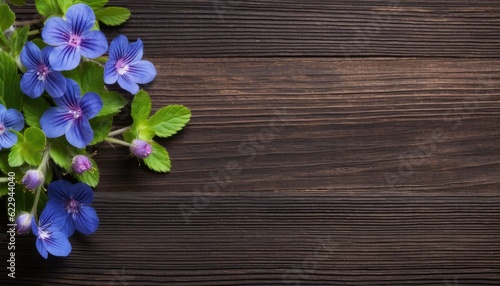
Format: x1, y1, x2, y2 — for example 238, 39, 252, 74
75, 0, 107, 10
14, 188, 48, 216
95, 6, 130, 26
57, 0, 74, 13
8, 26, 29, 58
76, 157, 99, 187
35, 0, 62, 17
49, 138, 78, 169
131, 90, 151, 122
148, 105, 191, 138
8, 0, 26, 6
8, 128, 46, 167
64, 61, 104, 93
22, 96, 50, 128
0, 4, 15, 31
0, 51, 23, 109
90, 115, 113, 145
98, 91, 127, 116
143, 142, 171, 173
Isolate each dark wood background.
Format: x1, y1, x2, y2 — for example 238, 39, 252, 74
2, 0, 500, 285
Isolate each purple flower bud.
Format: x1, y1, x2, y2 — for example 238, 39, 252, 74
72, 155, 92, 174
130, 139, 152, 159
15, 212, 32, 235
22, 170, 44, 189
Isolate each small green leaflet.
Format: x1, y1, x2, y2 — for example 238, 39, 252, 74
49, 137, 80, 169
95, 6, 130, 26
131, 90, 151, 122
22, 96, 50, 128
0, 52, 23, 110
8, 128, 47, 167
143, 142, 171, 173
148, 105, 191, 138
0, 4, 15, 32
15, 188, 48, 216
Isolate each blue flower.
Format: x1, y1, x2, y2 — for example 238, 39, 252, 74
20, 42, 66, 98
32, 200, 72, 259
104, 35, 156, 94
40, 78, 103, 148
48, 180, 99, 237
0, 104, 24, 150
42, 3, 108, 71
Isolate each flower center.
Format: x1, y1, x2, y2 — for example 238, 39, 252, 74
37, 65, 50, 81
0, 124, 5, 136
66, 198, 79, 214
38, 227, 50, 240
68, 34, 82, 48
115, 59, 129, 75
68, 108, 83, 119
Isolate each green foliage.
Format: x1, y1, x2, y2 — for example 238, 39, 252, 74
0, 52, 23, 110
131, 90, 151, 122
35, 0, 62, 17
8, 26, 29, 58
76, 0, 108, 11
90, 115, 113, 145
22, 96, 50, 128
0, 4, 15, 46
8, 0, 26, 6
148, 105, 191, 138
95, 6, 130, 26
8, 128, 47, 167
64, 61, 104, 93
98, 91, 127, 116
49, 138, 80, 169
57, 0, 74, 13
143, 142, 171, 173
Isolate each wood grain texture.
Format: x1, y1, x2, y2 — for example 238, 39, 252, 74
2, 0, 500, 285
13, 0, 500, 57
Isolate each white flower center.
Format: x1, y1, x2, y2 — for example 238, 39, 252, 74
37, 65, 50, 81
68, 109, 82, 119
115, 60, 129, 75
38, 228, 50, 240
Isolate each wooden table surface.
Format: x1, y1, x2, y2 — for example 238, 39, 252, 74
2, 0, 500, 285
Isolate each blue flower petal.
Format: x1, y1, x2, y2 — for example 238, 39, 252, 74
80, 30, 108, 59
41, 46, 55, 68
45, 71, 67, 98
0, 132, 18, 149
74, 206, 98, 235
49, 45, 81, 71
42, 17, 71, 46
65, 3, 95, 35
36, 236, 49, 259
54, 79, 81, 110
66, 117, 93, 148
47, 180, 74, 203
108, 35, 128, 61
104, 60, 118, 84
0, 105, 6, 114
117, 74, 140, 94
20, 42, 42, 69
61, 215, 75, 237
44, 230, 72, 257
128, 60, 157, 84
40, 107, 72, 138
123, 38, 143, 64
80, 92, 103, 119
20, 70, 45, 99
71, 182, 94, 205
4, 108, 24, 131
40, 200, 68, 229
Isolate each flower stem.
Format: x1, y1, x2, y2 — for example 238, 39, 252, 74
14, 18, 46, 27
37, 148, 51, 176
28, 29, 41, 36
0, 177, 10, 183
105, 137, 133, 147
30, 187, 42, 216
108, 126, 131, 137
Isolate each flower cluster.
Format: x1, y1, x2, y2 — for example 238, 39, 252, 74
0, 1, 191, 259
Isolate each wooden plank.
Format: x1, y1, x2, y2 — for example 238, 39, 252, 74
2, 190, 500, 285
12, 0, 500, 57
93, 58, 500, 194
